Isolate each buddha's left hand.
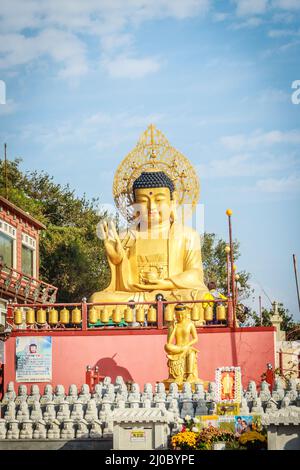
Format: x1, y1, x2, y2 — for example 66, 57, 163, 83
146, 279, 175, 290
132, 279, 174, 290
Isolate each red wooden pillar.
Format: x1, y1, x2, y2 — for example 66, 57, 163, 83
157, 300, 163, 330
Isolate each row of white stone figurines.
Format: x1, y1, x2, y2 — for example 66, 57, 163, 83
1, 376, 300, 416
0, 378, 300, 440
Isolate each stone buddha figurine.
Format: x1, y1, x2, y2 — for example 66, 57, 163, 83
164, 304, 201, 388
90, 125, 208, 307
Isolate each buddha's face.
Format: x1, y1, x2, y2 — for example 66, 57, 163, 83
134, 187, 172, 227
175, 309, 186, 322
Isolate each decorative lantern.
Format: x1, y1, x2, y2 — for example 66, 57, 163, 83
191, 304, 200, 321
14, 308, 23, 325
164, 305, 173, 322
48, 308, 58, 325
147, 306, 157, 323
88, 307, 98, 324
204, 305, 213, 322
72, 307, 82, 324
101, 307, 110, 323
216, 304, 227, 321
136, 307, 145, 323
37, 308, 46, 324
26, 308, 35, 325
60, 307, 70, 324
124, 307, 133, 323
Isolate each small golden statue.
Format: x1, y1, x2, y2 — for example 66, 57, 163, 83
90, 125, 208, 306
164, 304, 201, 388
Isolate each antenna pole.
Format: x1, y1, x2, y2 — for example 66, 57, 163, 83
293, 254, 300, 314
4, 143, 8, 199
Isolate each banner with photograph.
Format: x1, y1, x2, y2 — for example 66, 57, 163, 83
16, 336, 52, 382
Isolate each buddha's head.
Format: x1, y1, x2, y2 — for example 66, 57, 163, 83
133, 171, 175, 228
174, 303, 187, 322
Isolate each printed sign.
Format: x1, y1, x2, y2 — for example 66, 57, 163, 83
16, 336, 52, 382
130, 429, 146, 442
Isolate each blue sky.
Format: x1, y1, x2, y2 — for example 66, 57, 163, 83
0, 0, 300, 319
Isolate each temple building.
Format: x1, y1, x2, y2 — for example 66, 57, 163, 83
0, 195, 57, 325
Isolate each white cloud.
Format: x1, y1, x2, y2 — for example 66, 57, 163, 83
19, 110, 165, 150
0, 0, 210, 79
102, 54, 161, 78
272, 0, 300, 10
256, 175, 300, 192
197, 151, 297, 179
268, 28, 300, 37
221, 129, 300, 152
233, 0, 269, 17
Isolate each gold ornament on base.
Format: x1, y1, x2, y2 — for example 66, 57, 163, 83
164, 304, 202, 390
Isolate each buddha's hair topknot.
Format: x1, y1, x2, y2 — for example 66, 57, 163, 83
132, 171, 175, 200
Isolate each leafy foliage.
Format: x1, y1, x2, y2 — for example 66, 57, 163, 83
0, 158, 110, 302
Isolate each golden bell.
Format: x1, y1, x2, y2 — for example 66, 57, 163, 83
191, 304, 200, 321
14, 308, 23, 325
136, 307, 145, 323
26, 308, 35, 325
199, 303, 205, 323
37, 308, 46, 324
164, 305, 173, 322
147, 306, 157, 323
217, 305, 227, 321
60, 307, 70, 324
88, 307, 98, 324
124, 307, 133, 323
48, 308, 58, 325
72, 307, 82, 324
112, 307, 122, 324
101, 307, 110, 323
204, 305, 213, 322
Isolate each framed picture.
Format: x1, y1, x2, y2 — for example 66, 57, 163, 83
215, 366, 242, 403
216, 402, 240, 416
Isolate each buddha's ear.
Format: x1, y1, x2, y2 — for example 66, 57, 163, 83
170, 191, 178, 223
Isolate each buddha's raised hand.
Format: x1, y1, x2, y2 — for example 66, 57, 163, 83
99, 220, 124, 265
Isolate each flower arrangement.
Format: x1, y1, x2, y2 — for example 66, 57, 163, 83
171, 431, 198, 450
239, 431, 267, 450
196, 426, 236, 450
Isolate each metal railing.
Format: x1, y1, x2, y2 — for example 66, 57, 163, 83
0, 263, 58, 304
6, 298, 234, 332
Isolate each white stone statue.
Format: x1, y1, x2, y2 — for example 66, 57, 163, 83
16, 402, 30, 422
76, 419, 89, 438
2, 381, 16, 404
66, 384, 78, 404
56, 402, 71, 422
6, 420, 19, 439
27, 384, 41, 405
20, 420, 33, 439
47, 419, 61, 439
61, 419, 75, 439
33, 419, 47, 439
15, 385, 28, 405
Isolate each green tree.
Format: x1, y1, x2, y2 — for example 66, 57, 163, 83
201, 233, 252, 301
246, 302, 300, 337
0, 158, 110, 302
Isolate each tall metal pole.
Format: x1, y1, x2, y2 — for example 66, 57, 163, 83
4, 143, 8, 199
226, 209, 236, 323
293, 254, 300, 314
259, 295, 262, 325
225, 246, 231, 297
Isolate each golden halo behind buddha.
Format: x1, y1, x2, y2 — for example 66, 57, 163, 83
113, 124, 200, 222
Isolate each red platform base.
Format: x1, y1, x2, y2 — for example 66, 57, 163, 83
3, 327, 276, 391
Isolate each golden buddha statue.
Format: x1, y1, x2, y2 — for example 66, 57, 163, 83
164, 304, 201, 387
90, 125, 208, 306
